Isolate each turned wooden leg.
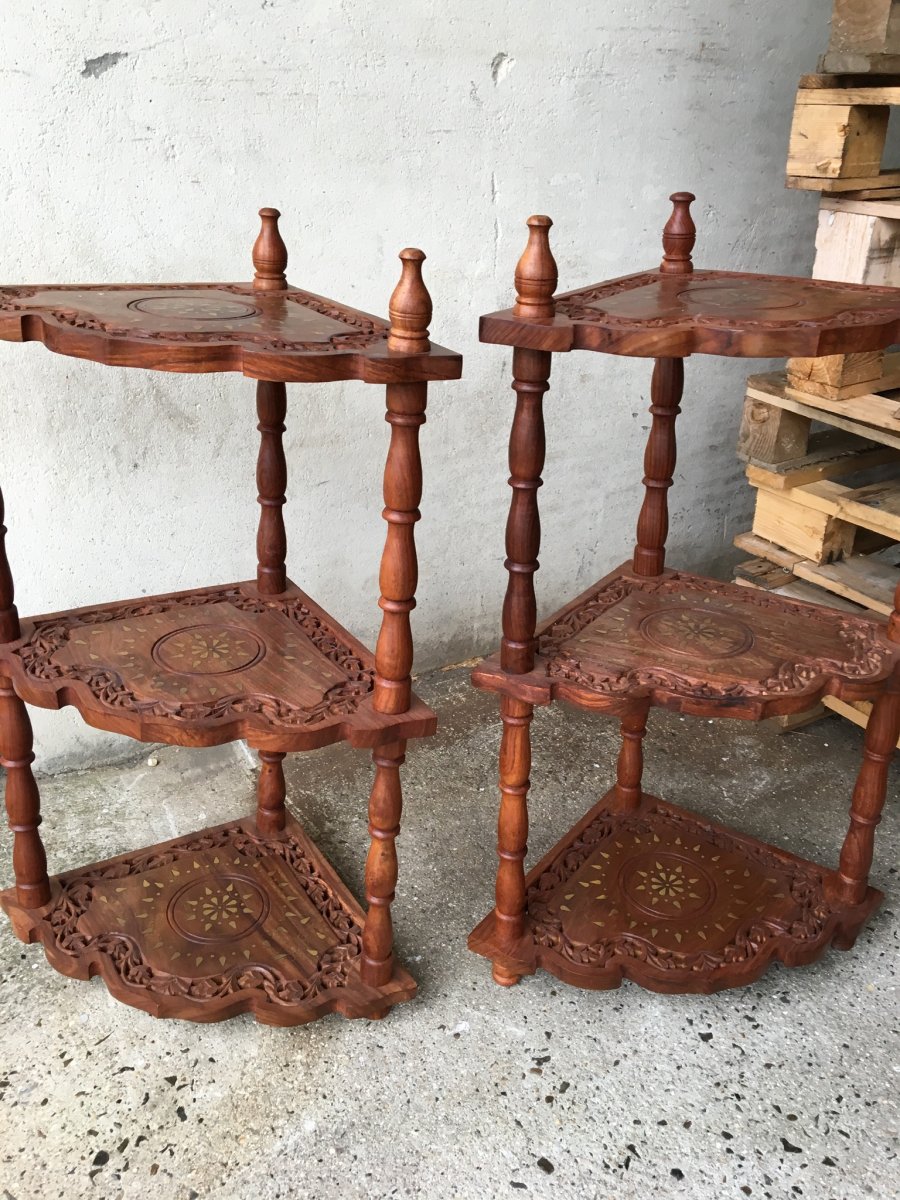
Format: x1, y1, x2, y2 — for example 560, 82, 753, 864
361, 741, 405, 987
255, 380, 288, 596
0, 678, 50, 908
830, 679, 900, 907
492, 696, 533, 970
611, 705, 650, 811
256, 750, 286, 836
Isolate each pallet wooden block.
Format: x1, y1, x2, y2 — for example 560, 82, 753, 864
751, 484, 856, 562
786, 202, 900, 398
820, 0, 900, 74
786, 76, 900, 195
743, 372, 900, 454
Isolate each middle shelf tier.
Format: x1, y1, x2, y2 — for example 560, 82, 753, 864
473, 563, 899, 720
0, 579, 435, 750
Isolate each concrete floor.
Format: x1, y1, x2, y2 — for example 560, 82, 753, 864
0, 667, 897, 1200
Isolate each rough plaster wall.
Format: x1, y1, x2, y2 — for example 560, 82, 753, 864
0, 1, 826, 770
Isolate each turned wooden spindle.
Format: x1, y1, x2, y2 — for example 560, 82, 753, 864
501, 347, 551, 673
374, 250, 431, 715
513, 215, 558, 319
387, 248, 431, 353
256, 750, 286, 836
0, 487, 20, 643
611, 706, 650, 811
491, 694, 533, 986
633, 356, 684, 577
256, 380, 288, 594
252, 207, 288, 292
0, 678, 49, 907
361, 740, 406, 987
659, 191, 696, 275
831, 579, 900, 907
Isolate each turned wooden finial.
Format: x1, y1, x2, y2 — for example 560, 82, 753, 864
388, 248, 432, 353
513, 215, 558, 319
659, 192, 696, 275
252, 207, 288, 291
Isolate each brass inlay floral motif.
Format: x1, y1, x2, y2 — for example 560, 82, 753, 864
151, 624, 266, 676
639, 605, 754, 660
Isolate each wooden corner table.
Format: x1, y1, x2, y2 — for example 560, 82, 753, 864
470, 194, 900, 995
0, 208, 461, 1025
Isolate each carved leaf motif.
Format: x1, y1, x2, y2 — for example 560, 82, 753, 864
14, 587, 375, 727
47, 825, 362, 1005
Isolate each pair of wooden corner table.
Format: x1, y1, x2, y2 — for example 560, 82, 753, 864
0, 198, 898, 1026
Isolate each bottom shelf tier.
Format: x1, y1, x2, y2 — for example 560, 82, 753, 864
0, 814, 415, 1025
468, 792, 881, 995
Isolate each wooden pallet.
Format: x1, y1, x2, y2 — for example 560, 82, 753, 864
819, 1, 900, 75
786, 75, 900, 195
740, 372, 900, 466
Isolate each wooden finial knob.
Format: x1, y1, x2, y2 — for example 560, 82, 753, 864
388, 248, 432, 353
513, 215, 558, 319
659, 192, 696, 275
252, 207, 288, 291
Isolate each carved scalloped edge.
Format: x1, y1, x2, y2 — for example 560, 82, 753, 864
554, 270, 900, 332
527, 803, 832, 974
43, 824, 362, 1007
0, 284, 388, 353
13, 587, 374, 728
538, 572, 894, 699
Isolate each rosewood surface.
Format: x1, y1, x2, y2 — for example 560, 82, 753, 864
0, 207, 459, 1025
0, 814, 416, 1025
471, 193, 900, 997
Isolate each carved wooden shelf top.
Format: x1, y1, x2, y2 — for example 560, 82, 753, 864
0, 580, 435, 752
481, 269, 900, 359
0, 283, 462, 384
468, 791, 881, 994
1, 814, 416, 1025
473, 564, 900, 720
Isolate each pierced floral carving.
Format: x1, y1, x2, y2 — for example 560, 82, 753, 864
0, 284, 388, 354
553, 271, 900, 333
527, 804, 833, 974
538, 572, 894, 701
13, 587, 374, 728
45, 824, 362, 1006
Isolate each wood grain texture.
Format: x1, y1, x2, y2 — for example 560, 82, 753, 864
0, 677, 49, 907
255, 380, 288, 595
256, 750, 286, 836
0, 814, 416, 1025
473, 192, 899, 998
501, 348, 551, 673
361, 741, 405, 986
468, 790, 883, 994
633, 358, 684, 576
474, 562, 900, 720
0, 579, 436, 751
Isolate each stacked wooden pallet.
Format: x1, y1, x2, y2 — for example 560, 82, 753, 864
735, 2, 900, 742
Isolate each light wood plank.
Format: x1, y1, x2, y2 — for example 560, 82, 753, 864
822, 694, 900, 747
787, 169, 900, 193
744, 437, 899, 490
746, 374, 900, 450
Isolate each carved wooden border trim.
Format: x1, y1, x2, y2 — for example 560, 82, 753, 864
0, 284, 387, 353
554, 270, 900, 332
46, 824, 362, 1005
14, 587, 374, 727
526, 804, 831, 974
538, 572, 893, 700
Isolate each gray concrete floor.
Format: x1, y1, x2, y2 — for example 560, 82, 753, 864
0, 667, 898, 1200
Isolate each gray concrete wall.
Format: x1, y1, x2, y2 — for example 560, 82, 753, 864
0, 2, 826, 770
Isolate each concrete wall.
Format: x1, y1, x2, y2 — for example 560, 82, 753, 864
0, 1, 826, 771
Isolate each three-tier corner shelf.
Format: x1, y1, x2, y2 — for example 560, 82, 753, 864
0, 208, 461, 1026
469, 194, 900, 996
